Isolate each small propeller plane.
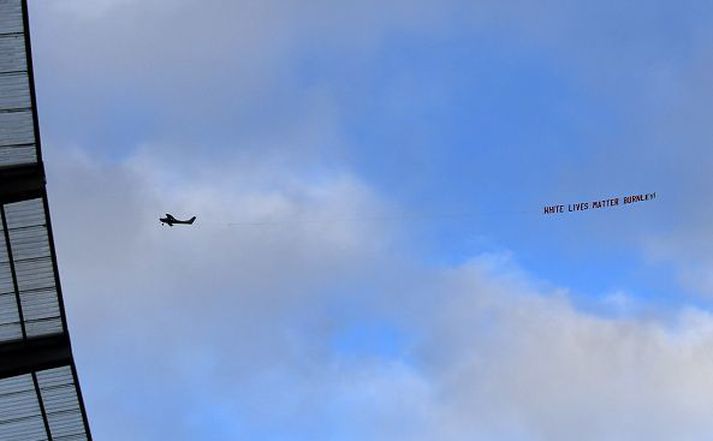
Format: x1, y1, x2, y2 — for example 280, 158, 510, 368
160, 213, 197, 227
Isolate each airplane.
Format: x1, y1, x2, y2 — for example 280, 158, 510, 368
160, 213, 197, 227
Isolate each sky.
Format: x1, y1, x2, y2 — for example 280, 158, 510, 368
22, 0, 713, 439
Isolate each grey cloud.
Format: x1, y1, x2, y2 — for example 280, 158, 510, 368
30, 0, 458, 123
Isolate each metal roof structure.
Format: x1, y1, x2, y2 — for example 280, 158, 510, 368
0, 1, 92, 439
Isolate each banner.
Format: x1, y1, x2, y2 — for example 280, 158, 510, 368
543, 192, 656, 215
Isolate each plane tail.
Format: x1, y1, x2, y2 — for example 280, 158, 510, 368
188, 216, 196, 224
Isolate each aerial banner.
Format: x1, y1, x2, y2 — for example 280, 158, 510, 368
543, 192, 657, 215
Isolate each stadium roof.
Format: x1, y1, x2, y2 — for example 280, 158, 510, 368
0, 1, 92, 439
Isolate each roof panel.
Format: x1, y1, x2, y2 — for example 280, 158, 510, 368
0, 2, 92, 438
9, 232, 51, 262
0, 375, 36, 422
0, 234, 13, 291
0, 373, 47, 441
0, 367, 90, 441
0, 198, 64, 341
22, 306, 62, 339
0, 73, 30, 110
0, 110, 33, 144
0, 29, 36, 167
24, 316, 62, 337
0, 292, 18, 319
0, 417, 47, 441
20, 288, 59, 322
0, 323, 22, 342
0, 219, 21, 341
0, 292, 20, 333
37, 367, 88, 441
5, 199, 45, 226
15, 256, 54, 291
4, 198, 63, 337
0, 145, 35, 167
0, 35, 26, 73
0, 0, 24, 35
0, 263, 13, 292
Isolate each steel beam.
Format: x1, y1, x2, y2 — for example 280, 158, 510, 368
0, 334, 71, 380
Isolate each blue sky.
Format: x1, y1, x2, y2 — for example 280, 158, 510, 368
24, 0, 713, 439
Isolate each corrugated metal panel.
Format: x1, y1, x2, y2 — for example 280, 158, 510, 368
0, 0, 23, 35
0, 198, 64, 342
37, 367, 89, 441
0, 4, 36, 167
0, 374, 47, 441
0, 111, 33, 145
15, 257, 55, 292
0, 73, 30, 109
0, 109, 36, 166
0, 145, 35, 167
20, 287, 60, 336
0, 219, 21, 342
0, 35, 25, 73
4, 198, 45, 230
0, 292, 21, 341
2, 199, 62, 339
0, 367, 89, 441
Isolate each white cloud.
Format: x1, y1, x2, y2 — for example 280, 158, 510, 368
45, 144, 402, 439
42, 146, 713, 440
417, 262, 713, 440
